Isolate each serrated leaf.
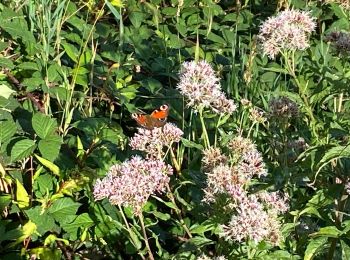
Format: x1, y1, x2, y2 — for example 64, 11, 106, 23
63, 213, 94, 234
34, 154, 60, 176
11, 139, 36, 162
63, 213, 94, 240
0, 84, 15, 99
38, 134, 62, 161
304, 237, 328, 260
16, 179, 29, 209
32, 113, 57, 139
0, 120, 16, 144
48, 198, 81, 222
25, 206, 57, 235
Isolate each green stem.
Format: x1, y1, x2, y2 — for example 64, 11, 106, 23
166, 184, 193, 238
118, 205, 146, 260
282, 50, 316, 136
198, 108, 210, 149
139, 213, 155, 260
214, 114, 222, 147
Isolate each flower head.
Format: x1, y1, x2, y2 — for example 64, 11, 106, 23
202, 147, 228, 172
325, 31, 350, 53
177, 60, 236, 114
220, 195, 284, 245
203, 164, 247, 203
258, 9, 316, 59
220, 196, 269, 243
237, 150, 268, 179
269, 96, 299, 118
324, 0, 350, 10
258, 191, 289, 214
93, 156, 173, 215
227, 136, 256, 156
130, 123, 183, 159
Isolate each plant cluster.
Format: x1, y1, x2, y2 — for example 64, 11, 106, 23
0, 0, 350, 259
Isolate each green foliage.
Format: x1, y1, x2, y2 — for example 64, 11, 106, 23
0, 0, 350, 259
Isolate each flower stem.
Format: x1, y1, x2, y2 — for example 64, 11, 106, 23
118, 205, 146, 260
139, 213, 155, 260
169, 147, 181, 174
166, 184, 193, 238
198, 108, 210, 148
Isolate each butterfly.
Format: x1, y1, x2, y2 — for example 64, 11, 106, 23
131, 104, 169, 129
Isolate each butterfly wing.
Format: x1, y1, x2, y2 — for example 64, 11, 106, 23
132, 104, 169, 129
150, 104, 169, 119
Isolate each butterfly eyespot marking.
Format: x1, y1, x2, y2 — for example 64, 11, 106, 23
160, 104, 169, 111
131, 113, 139, 119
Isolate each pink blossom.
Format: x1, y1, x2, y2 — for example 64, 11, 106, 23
129, 123, 183, 159
177, 60, 236, 114
93, 156, 173, 215
258, 9, 316, 59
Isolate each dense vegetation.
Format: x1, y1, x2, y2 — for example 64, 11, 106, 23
1, 0, 350, 259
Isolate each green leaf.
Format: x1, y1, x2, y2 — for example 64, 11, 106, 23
34, 154, 60, 176
0, 84, 15, 99
299, 206, 323, 219
311, 226, 341, 238
151, 196, 178, 210
190, 222, 216, 234
342, 240, 350, 260
16, 179, 30, 209
0, 120, 16, 144
0, 195, 11, 211
150, 211, 171, 221
185, 236, 213, 247
317, 145, 350, 169
18, 62, 40, 71
63, 213, 94, 236
7, 221, 37, 248
181, 138, 203, 150
0, 57, 14, 69
25, 206, 58, 235
48, 197, 81, 223
32, 113, 57, 139
38, 134, 62, 161
304, 237, 328, 260
22, 77, 45, 92
105, 0, 121, 20
11, 139, 36, 162
62, 43, 78, 62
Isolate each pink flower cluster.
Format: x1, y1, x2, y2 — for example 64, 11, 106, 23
93, 156, 173, 215
203, 137, 268, 203
258, 9, 316, 59
221, 193, 287, 245
129, 123, 183, 158
176, 60, 236, 114
202, 136, 288, 245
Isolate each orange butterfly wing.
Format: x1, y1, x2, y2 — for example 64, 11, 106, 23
132, 104, 169, 129
150, 104, 169, 119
